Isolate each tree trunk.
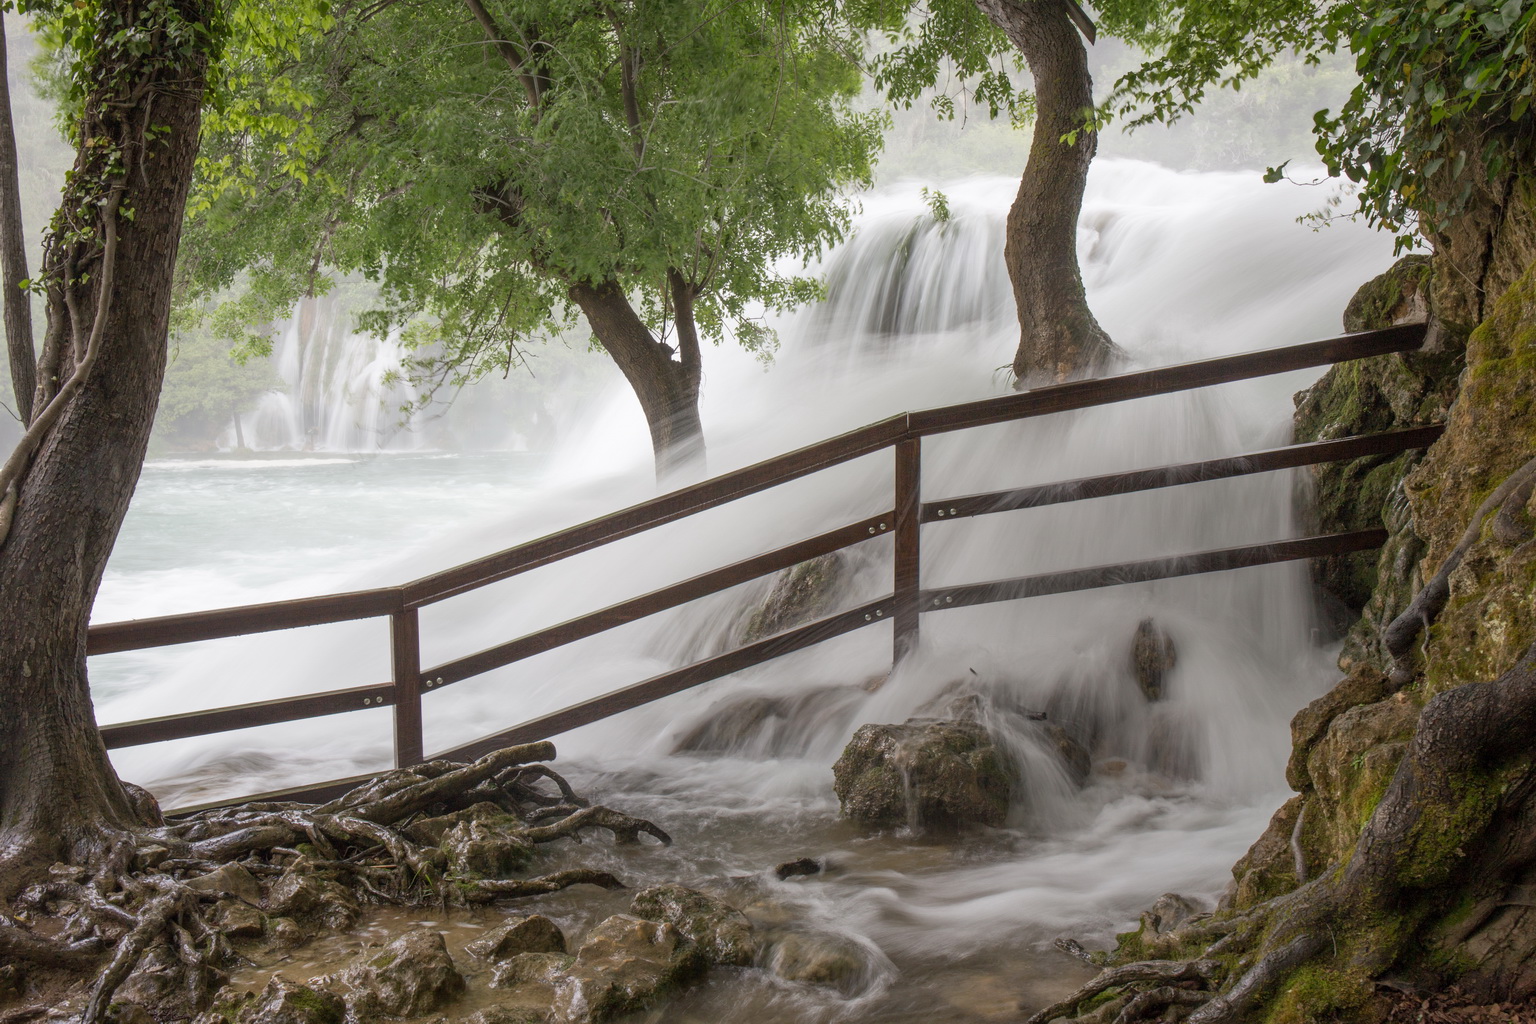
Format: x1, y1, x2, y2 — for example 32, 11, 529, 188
0, 0, 212, 889
973, 0, 1121, 385
0, 16, 34, 424
569, 277, 705, 484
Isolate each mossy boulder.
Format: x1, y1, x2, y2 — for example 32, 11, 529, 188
334, 929, 466, 1018
765, 931, 867, 992
630, 884, 754, 967
442, 817, 535, 878
264, 870, 360, 932
219, 978, 346, 1024
737, 553, 845, 643
1292, 254, 1463, 647
549, 915, 699, 1023
832, 718, 1011, 828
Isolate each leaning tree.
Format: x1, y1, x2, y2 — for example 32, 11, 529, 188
178, 0, 883, 482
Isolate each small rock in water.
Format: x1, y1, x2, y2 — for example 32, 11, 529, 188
766, 931, 866, 992
774, 857, 821, 880
1140, 893, 1202, 939
1130, 618, 1178, 701
490, 951, 575, 990
333, 928, 466, 1018
265, 916, 306, 949
265, 871, 360, 931
214, 899, 265, 939
630, 884, 755, 966
466, 915, 567, 963
832, 718, 1011, 828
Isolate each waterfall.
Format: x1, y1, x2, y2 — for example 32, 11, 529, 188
96, 159, 1396, 1020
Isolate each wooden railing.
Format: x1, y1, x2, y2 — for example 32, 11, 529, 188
90, 322, 1437, 806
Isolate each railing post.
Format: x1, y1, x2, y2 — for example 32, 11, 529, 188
893, 436, 921, 664
391, 607, 423, 768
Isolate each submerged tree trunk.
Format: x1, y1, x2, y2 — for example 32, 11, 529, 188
0, 0, 212, 888
0, 16, 34, 424
569, 277, 705, 484
973, 0, 1121, 385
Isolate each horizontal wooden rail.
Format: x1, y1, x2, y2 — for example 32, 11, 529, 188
87, 587, 401, 655
905, 323, 1426, 436
100, 681, 396, 749
424, 512, 896, 688
921, 529, 1388, 612
434, 596, 896, 763
922, 424, 1445, 523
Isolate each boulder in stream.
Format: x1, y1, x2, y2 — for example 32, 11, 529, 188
332, 928, 466, 1018
215, 977, 345, 1024
832, 718, 1011, 828
630, 884, 755, 966
549, 914, 700, 1023
467, 915, 567, 963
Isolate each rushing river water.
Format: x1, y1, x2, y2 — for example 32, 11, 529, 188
92, 161, 1396, 1021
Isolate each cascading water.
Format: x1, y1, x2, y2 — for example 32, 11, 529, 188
94, 160, 1397, 1022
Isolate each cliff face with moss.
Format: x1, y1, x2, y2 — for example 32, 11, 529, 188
1223, 179, 1536, 1006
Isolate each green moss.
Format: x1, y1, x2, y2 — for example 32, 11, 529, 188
285, 986, 344, 1024
1262, 962, 1373, 1024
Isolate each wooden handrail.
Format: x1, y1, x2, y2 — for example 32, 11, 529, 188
88, 323, 1434, 799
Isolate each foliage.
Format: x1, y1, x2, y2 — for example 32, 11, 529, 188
180, 0, 884, 406
154, 320, 279, 447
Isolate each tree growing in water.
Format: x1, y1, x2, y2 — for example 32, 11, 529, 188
180, 0, 883, 481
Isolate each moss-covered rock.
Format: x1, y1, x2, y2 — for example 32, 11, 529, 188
1292, 255, 1463, 641
630, 884, 755, 967
737, 553, 847, 643
832, 718, 1012, 828
549, 915, 699, 1023
466, 915, 567, 963
333, 929, 466, 1018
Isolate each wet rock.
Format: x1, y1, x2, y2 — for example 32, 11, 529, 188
631, 884, 754, 966
832, 718, 1011, 828
1139, 893, 1202, 939
227, 977, 345, 1024
186, 861, 263, 905
766, 931, 865, 991
549, 915, 698, 1023
335, 929, 466, 1018
671, 686, 864, 757
774, 857, 821, 880
489, 951, 575, 990
737, 553, 845, 643
442, 818, 535, 878
265, 870, 360, 931
1041, 722, 1092, 786
467, 915, 567, 963
131, 844, 171, 871
1129, 619, 1177, 701
460, 1008, 549, 1024
105, 1001, 156, 1024
266, 916, 306, 948
214, 898, 266, 939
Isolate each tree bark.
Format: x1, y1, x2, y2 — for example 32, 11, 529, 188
973, 0, 1121, 385
0, 0, 212, 889
569, 277, 705, 484
0, 16, 34, 424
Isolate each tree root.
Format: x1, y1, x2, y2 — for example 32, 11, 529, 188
0, 743, 667, 1020
1026, 959, 1220, 1024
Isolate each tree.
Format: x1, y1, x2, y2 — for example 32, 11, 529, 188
180, 0, 882, 481
0, 0, 220, 880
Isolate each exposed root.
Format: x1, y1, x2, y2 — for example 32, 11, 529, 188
1026, 958, 1220, 1024
0, 743, 667, 1020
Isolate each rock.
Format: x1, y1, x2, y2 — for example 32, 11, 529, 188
132, 844, 171, 871
1041, 722, 1092, 785
335, 929, 466, 1018
1129, 619, 1177, 701
105, 1001, 156, 1024
766, 931, 865, 991
630, 884, 754, 967
442, 818, 535, 878
265, 871, 360, 931
121, 781, 165, 828
832, 718, 1011, 828
228, 977, 345, 1024
671, 686, 864, 757
1138, 893, 1202, 939
460, 1009, 549, 1024
214, 898, 266, 939
404, 801, 508, 845
774, 858, 820, 880
266, 916, 307, 948
466, 915, 567, 963
549, 915, 697, 1023
490, 951, 575, 990
737, 553, 845, 642
186, 861, 264, 905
